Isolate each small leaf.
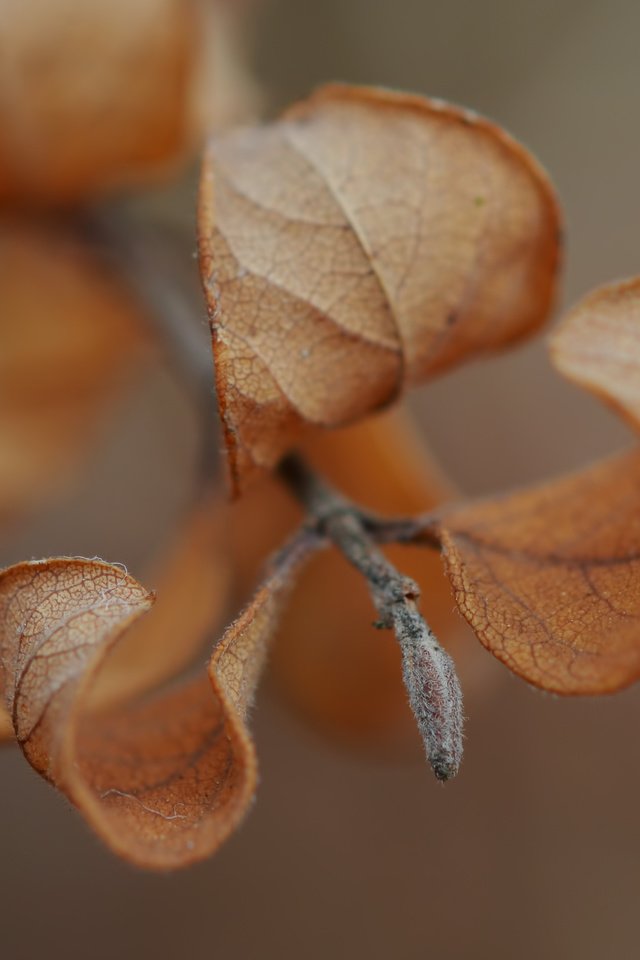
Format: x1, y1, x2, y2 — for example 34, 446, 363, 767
199, 83, 562, 491
550, 277, 640, 430
0, 223, 145, 523
436, 449, 640, 694
0, 531, 317, 869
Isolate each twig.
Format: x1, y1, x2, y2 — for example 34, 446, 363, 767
358, 510, 442, 549
278, 453, 463, 781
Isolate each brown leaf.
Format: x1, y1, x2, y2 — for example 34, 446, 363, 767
0, 0, 262, 206
0, 0, 202, 204
0, 706, 11, 741
190, 0, 262, 135
0, 222, 146, 523
199, 83, 562, 491
87, 492, 232, 711
0, 530, 316, 869
436, 449, 640, 694
550, 277, 640, 430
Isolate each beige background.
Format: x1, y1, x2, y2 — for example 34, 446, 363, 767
1, 1, 639, 958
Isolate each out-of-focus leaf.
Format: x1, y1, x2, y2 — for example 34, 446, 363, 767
0, 0, 260, 205
0, 222, 146, 523
0, 529, 316, 869
550, 277, 640, 430
199, 83, 561, 491
0, 0, 198, 204
436, 449, 640, 694
189, 0, 262, 135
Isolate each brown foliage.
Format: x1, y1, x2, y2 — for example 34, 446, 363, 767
436, 277, 640, 694
199, 83, 561, 491
437, 451, 640, 693
0, 222, 146, 523
550, 277, 640, 430
0, 494, 230, 745
0, 707, 10, 740
0, 523, 316, 870
0, 0, 200, 205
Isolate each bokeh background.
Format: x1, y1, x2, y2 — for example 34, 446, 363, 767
2, 1, 640, 957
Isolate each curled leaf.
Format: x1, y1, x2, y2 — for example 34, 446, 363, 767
199, 83, 561, 491
87, 492, 231, 711
0, 530, 317, 869
550, 277, 640, 430
436, 449, 640, 694
0, 222, 146, 523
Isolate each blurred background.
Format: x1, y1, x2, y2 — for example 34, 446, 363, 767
1, 0, 639, 957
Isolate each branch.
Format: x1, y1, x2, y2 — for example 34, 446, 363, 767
278, 453, 463, 781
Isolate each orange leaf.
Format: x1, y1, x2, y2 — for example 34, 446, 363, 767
0, 222, 146, 523
87, 492, 232, 711
550, 277, 640, 430
0, 0, 199, 204
199, 83, 562, 491
0, 706, 10, 741
0, 531, 316, 869
436, 449, 640, 694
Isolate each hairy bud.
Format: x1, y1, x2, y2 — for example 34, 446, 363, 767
393, 603, 464, 781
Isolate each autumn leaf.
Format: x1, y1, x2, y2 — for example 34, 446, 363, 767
86, 492, 232, 711
0, 222, 146, 524
0, 527, 318, 869
0, 706, 10, 740
0, 0, 259, 205
550, 277, 640, 431
435, 277, 640, 694
199, 83, 562, 492
0, 0, 194, 204
436, 450, 640, 693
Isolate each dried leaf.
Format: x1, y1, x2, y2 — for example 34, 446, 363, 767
0, 706, 11, 740
436, 449, 640, 694
87, 492, 231, 711
0, 222, 145, 523
0, 531, 316, 869
550, 277, 640, 430
0, 0, 195, 204
0, 0, 261, 206
189, 0, 262, 134
199, 83, 562, 491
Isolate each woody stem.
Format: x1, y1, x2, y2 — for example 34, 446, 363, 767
278, 451, 464, 782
